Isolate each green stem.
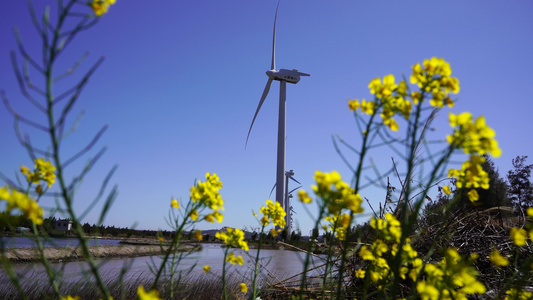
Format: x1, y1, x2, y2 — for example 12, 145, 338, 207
299, 203, 327, 298
252, 225, 265, 299
32, 222, 61, 298
43, 1, 110, 298
222, 248, 229, 300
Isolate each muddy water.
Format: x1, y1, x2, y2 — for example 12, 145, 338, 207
2, 243, 326, 284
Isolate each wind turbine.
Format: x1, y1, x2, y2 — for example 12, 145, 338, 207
245, 1, 309, 233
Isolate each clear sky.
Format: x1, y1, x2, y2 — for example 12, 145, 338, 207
1, 1, 532, 234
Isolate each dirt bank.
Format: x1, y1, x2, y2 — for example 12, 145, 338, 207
1, 244, 200, 263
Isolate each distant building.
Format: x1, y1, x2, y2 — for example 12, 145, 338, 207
55, 219, 73, 235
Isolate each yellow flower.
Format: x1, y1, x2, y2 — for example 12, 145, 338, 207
442, 185, 451, 195
60, 296, 80, 300
355, 269, 366, 278
171, 199, 179, 209
360, 100, 375, 115
137, 285, 161, 300
510, 227, 527, 246
447, 112, 501, 157
417, 281, 439, 300
468, 189, 479, 202
489, 249, 509, 267
259, 200, 286, 228
298, 189, 312, 204
194, 230, 203, 241
190, 172, 224, 212
1, 186, 43, 225
91, 0, 116, 17
203, 265, 211, 273
369, 74, 397, 98
271, 228, 281, 237
190, 209, 199, 221
226, 252, 244, 265
348, 99, 360, 111
216, 228, 249, 251
157, 237, 165, 242
240, 283, 248, 293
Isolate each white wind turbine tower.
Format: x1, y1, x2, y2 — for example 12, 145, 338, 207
246, 1, 309, 234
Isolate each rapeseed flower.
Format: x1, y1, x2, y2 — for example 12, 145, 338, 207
91, 0, 116, 17
298, 189, 312, 204
510, 227, 527, 246
0, 186, 43, 225
259, 200, 286, 228
193, 230, 203, 240
21, 158, 56, 189
505, 288, 533, 300
137, 285, 161, 300
348, 99, 360, 111
216, 227, 249, 251
226, 252, 244, 265
447, 112, 501, 157
171, 199, 179, 209
489, 249, 509, 267
240, 283, 248, 293
203, 265, 210, 273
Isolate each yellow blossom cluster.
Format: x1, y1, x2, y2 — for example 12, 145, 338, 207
358, 214, 422, 284
504, 288, 533, 300
259, 200, 286, 228
489, 249, 509, 267
447, 112, 501, 157
324, 213, 350, 241
370, 213, 402, 243
410, 57, 459, 108
189, 172, 224, 223
226, 251, 244, 265
215, 227, 249, 251
91, 0, 116, 17
0, 186, 43, 225
447, 155, 490, 202
302, 171, 364, 216
348, 74, 412, 131
416, 248, 486, 300
509, 207, 533, 247
21, 158, 56, 193
137, 285, 161, 300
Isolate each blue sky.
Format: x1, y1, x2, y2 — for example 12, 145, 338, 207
1, 1, 532, 234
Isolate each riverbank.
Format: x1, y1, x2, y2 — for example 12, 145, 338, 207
1, 243, 200, 263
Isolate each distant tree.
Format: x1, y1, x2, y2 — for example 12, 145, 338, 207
507, 155, 533, 210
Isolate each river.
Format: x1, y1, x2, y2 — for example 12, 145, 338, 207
0, 243, 326, 285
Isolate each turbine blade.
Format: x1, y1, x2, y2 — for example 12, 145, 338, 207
245, 78, 273, 148
286, 174, 301, 185
269, 182, 276, 198
271, 0, 280, 70
289, 186, 301, 195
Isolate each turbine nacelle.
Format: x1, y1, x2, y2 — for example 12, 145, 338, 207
266, 69, 310, 84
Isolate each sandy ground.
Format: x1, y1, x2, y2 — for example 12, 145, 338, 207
2, 244, 198, 263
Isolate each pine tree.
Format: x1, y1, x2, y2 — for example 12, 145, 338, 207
507, 155, 533, 210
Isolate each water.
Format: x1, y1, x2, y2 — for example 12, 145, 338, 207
0, 237, 123, 248
1, 243, 326, 285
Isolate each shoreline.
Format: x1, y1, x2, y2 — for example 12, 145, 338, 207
1, 243, 200, 264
